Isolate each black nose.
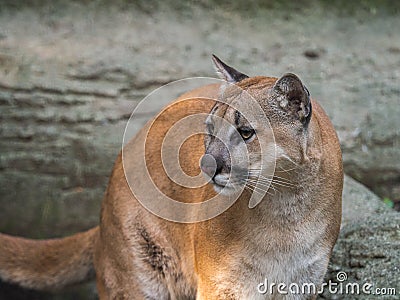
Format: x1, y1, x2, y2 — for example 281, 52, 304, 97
200, 154, 217, 178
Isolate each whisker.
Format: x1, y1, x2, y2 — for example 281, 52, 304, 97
271, 179, 296, 188
271, 181, 295, 189
246, 182, 267, 192
256, 175, 296, 188
283, 156, 300, 168
240, 169, 297, 191
245, 182, 274, 196
271, 174, 294, 182
246, 179, 274, 190
244, 186, 267, 198
246, 174, 296, 190
245, 181, 276, 196
277, 166, 299, 174
248, 179, 281, 194
260, 173, 295, 183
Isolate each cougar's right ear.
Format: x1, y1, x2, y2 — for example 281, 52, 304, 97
272, 73, 312, 125
212, 54, 249, 83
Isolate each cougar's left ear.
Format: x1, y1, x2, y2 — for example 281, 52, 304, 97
272, 73, 312, 125
212, 54, 249, 83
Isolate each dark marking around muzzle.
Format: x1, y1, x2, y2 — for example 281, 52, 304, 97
202, 137, 231, 178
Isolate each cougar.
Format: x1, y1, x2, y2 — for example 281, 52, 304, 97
0, 55, 343, 299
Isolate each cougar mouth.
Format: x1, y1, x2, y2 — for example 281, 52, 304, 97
211, 174, 243, 195
212, 174, 228, 187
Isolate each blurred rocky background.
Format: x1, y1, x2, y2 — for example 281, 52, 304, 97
0, 0, 399, 299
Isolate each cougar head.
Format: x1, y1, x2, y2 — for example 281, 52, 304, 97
200, 55, 311, 202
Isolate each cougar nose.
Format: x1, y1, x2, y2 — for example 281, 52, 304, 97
200, 154, 217, 178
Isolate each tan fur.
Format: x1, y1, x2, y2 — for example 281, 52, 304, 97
0, 227, 98, 290
0, 75, 342, 299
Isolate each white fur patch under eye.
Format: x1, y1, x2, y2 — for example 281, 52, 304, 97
275, 145, 288, 158
228, 125, 237, 138
205, 114, 212, 125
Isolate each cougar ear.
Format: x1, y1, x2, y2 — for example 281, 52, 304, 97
272, 73, 312, 125
212, 54, 249, 83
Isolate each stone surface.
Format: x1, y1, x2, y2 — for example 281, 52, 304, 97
319, 177, 398, 299
323, 212, 400, 299
341, 175, 389, 227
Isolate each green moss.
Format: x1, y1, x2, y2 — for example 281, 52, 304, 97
383, 197, 394, 209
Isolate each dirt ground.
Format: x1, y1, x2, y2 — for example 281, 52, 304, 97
0, 1, 399, 299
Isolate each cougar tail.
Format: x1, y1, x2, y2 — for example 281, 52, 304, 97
0, 226, 99, 291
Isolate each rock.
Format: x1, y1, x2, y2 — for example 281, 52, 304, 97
321, 177, 398, 299
323, 212, 400, 299
341, 175, 389, 226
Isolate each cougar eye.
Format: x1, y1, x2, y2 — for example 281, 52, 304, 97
238, 128, 255, 141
